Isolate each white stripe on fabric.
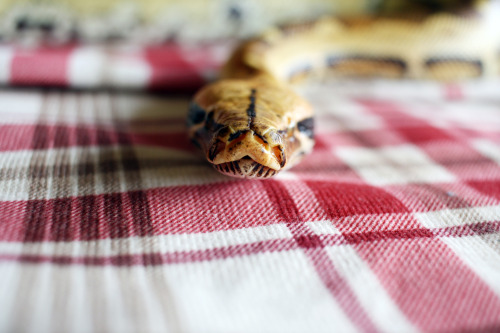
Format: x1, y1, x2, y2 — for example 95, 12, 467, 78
0, 263, 23, 332
416, 206, 500, 297
107, 51, 151, 89
68, 47, 107, 87
325, 245, 419, 333
0, 90, 186, 125
306, 220, 342, 235
415, 205, 500, 228
161, 249, 359, 333
336, 144, 456, 186
473, 139, 500, 165
0, 46, 13, 84
440, 236, 500, 297
26, 264, 55, 333
0, 90, 44, 119
0, 251, 359, 333
68, 46, 151, 89
67, 266, 94, 333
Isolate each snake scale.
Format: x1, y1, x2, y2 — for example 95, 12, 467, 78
187, 1, 500, 179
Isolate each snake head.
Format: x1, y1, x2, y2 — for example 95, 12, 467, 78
188, 79, 314, 179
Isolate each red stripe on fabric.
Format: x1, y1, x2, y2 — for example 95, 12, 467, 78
102, 193, 130, 239
0, 201, 27, 239
0, 124, 191, 152
2, 179, 500, 242
396, 125, 455, 144
305, 248, 379, 333
10, 46, 74, 86
467, 180, 500, 200
305, 180, 409, 221
148, 181, 282, 234
355, 238, 500, 332
356, 99, 461, 145
260, 179, 301, 223
145, 44, 206, 91
355, 99, 429, 127
78, 196, 101, 240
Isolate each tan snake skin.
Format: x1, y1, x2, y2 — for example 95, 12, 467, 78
188, 2, 500, 179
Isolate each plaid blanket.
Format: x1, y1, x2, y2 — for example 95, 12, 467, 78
0, 44, 500, 332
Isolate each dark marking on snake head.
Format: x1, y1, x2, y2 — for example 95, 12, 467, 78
208, 140, 226, 161
187, 102, 206, 127
228, 129, 249, 142
246, 89, 257, 127
216, 126, 230, 138
297, 117, 314, 138
253, 132, 268, 144
205, 111, 225, 132
279, 146, 286, 167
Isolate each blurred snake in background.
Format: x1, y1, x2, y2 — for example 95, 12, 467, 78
187, 0, 500, 179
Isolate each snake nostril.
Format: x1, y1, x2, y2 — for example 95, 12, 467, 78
271, 145, 286, 167
253, 132, 269, 149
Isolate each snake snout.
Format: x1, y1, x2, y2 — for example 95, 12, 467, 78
209, 128, 285, 175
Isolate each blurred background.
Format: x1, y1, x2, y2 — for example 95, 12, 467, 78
0, 0, 490, 91
0, 0, 481, 44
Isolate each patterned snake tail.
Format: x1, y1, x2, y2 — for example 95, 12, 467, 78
188, 2, 500, 179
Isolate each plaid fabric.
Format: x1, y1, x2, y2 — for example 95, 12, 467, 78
1, 47, 500, 333
0, 43, 229, 90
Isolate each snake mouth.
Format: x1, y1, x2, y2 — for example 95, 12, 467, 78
213, 156, 279, 179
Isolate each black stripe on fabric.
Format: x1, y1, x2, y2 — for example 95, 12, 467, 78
110, 95, 155, 237
76, 95, 101, 240
94, 95, 129, 239
50, 96, 74, 241
23, 94, 51, 242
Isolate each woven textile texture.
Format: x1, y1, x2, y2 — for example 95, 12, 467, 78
0, 46, 500, 332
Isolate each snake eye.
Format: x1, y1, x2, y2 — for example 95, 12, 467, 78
297, 117, 314, 138
187, 102, 206, 126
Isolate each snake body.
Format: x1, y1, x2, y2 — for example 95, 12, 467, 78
188, 3, 499, 179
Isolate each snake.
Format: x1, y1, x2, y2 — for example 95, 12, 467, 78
187, 1, 500, 179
